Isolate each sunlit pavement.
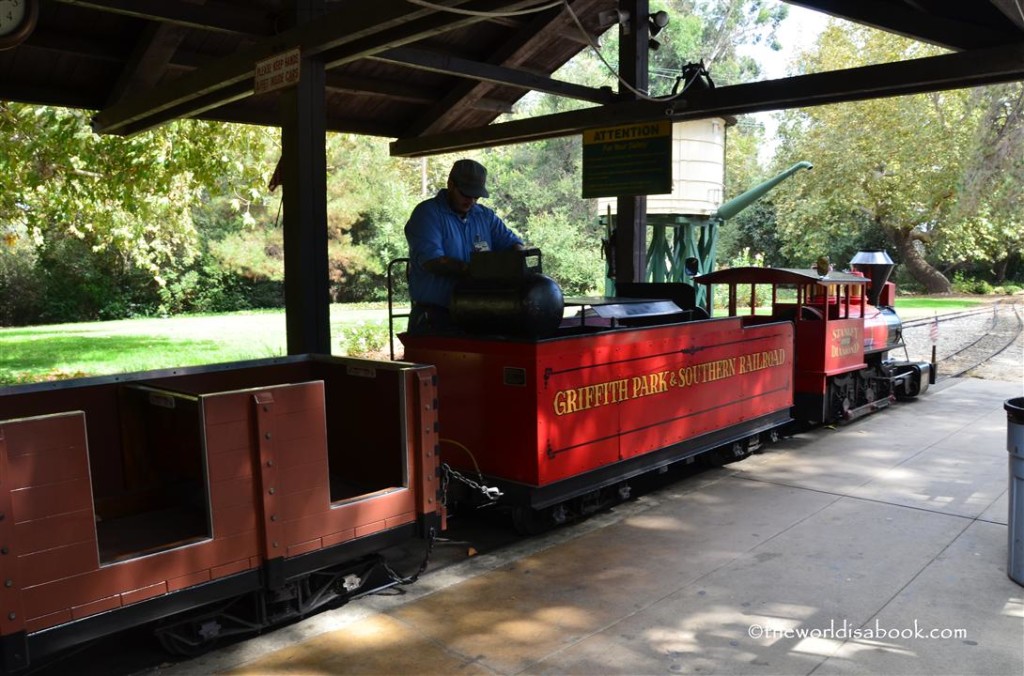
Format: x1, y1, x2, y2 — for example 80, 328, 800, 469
164, 377, 1024, 676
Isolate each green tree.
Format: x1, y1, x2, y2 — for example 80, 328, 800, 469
323, 133, 423, 301
771, 24, 973, 292
939, 83, 1024, 284
0, 103, 275, 322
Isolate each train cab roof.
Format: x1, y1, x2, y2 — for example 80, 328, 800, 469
695, 267, 869, 289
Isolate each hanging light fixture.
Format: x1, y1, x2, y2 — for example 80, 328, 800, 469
648, 10, 669, 50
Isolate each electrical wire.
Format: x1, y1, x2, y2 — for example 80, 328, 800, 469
406, 0, 698, 105
440, 437, 485, 481
404, 0, 564, 18
560, 0, 696, 104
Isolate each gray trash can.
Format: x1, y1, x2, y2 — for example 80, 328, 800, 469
1007, 397, 1024, 586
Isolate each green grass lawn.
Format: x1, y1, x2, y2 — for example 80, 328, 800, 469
0, 306, 404, 385
894, 297, 985, 310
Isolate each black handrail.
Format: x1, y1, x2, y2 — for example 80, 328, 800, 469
387, 257, 411, 361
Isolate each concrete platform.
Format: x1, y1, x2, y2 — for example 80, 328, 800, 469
164, 377, 1024, 676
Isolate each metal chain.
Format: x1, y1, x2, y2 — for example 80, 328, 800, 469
380, 526, 437, 586
440, 462, 503, 503
378, 466, 502, 588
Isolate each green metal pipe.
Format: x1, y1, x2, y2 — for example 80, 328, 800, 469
713, 160, 813, 221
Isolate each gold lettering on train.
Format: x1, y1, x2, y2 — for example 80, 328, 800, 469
551, 348, 788, 416
829, 326, 862, 358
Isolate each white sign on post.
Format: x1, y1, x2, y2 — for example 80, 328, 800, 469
254, 48, 301, 95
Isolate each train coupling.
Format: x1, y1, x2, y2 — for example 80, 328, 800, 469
893, 361, 932, 399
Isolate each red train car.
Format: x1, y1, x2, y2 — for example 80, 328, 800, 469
0, 355, 440, 672
402, 303, 794, 528
397, 249, 930, 529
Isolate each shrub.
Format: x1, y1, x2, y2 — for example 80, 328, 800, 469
338, 321, 390, 359
0, 237, 45, 326
951, 273, 994, 295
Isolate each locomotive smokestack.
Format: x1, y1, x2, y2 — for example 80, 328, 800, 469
850, 250, 895, 307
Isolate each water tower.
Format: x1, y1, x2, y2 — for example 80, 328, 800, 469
598, 118, 811, 305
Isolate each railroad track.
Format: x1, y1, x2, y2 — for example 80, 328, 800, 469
902, 301, 1024, 381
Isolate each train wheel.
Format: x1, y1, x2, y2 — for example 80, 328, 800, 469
511, 506, 550, 535
155, 618, 221, 657
701, 441, 748, 467
830, 375, 855, 422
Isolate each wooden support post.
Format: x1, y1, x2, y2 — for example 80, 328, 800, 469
281, 1, 330, 355
614, 0, 649, 286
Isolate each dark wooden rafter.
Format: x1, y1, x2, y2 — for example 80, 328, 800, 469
314, 0, 549, 70
989, 0, 1024, 31
390, 40, 1024, 156
107, 23, 190, 105
17, 28, 125, 61
324, 72, 436, 104
52, 0, 277, 36
166, 47, 437, 105
106, 0, 211, 106
400, 0, 609, 137
91, 0, 550, 135
473, 97, 515, 112
785, 0, 1020, 50
0, 82, 99, 109
369, 46, 614, 105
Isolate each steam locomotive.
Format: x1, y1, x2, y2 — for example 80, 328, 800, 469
399, 248, 932, 530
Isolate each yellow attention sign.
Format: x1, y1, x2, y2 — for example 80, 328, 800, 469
552, 349, 787, 416
582, 121, 672, 145
581, 120, 673, 198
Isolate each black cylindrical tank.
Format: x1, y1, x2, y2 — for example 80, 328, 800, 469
450, 273, 564, 339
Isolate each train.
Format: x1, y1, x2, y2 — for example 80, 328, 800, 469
0, 248, 932, 671
398, 248, 933, 531
0, 356, 442, 672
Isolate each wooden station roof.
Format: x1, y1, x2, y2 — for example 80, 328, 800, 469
2, 1, 1024, 157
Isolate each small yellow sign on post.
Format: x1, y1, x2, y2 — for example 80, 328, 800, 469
581, 120, 673, 198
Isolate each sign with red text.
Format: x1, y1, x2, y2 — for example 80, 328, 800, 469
254, 49, 301, 95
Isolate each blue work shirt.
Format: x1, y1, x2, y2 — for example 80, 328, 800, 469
405, 189, 523, 307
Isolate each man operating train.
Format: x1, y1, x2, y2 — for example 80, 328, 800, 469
404, 158, 524, 334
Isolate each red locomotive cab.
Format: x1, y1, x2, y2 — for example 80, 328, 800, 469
696, 265, 872, 423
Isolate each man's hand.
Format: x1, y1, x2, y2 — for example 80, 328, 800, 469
423, 256, 469, 278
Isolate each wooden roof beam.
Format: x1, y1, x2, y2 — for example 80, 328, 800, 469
402, 0, 608, 137
53, 0, 276, 36
391, 41, 1024, 156
106, 0, 211, 105
92, 0, 544, 135
785, 0, 1020, 50
989, 0, 1024, 30
369, 46, 614, 104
